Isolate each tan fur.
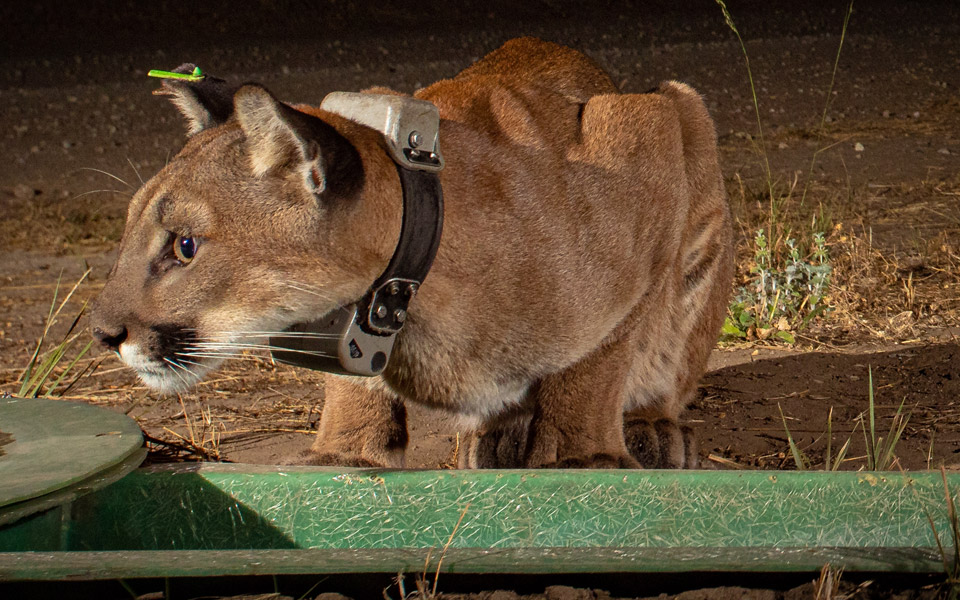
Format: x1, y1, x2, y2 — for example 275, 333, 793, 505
91, 38, 733, 468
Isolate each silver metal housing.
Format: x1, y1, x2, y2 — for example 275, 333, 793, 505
269, 305, 397, 376
320, 92, 444, 172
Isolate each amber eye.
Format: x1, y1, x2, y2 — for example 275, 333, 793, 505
173, 235, 198, 263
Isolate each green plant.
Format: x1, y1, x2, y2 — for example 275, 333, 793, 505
723, 229, 832, 342
16, 271, 97, 398
861, 366, 910, 471
716, 0, 854, 343
779, 404, 853, 471
780, 366, 909, 471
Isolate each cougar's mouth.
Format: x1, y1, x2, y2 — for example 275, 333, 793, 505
117, 324, 218, 394
118, 341, 198, 393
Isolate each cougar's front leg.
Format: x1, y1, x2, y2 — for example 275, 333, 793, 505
525, 332, 639, 469
296, 375, 408, 468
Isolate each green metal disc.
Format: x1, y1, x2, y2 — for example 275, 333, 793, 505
0, 396, 144, 525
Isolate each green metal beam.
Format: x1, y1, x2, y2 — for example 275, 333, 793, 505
1, 465, 957, 579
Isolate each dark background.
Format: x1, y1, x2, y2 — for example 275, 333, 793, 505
2, 0, 958, 89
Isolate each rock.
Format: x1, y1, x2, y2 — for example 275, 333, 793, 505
674, 587, 777, 600
544, 586, 593, 600
483, 591, 520, 600
13, 183, 37, 200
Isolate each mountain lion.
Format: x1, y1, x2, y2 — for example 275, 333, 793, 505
90, 37, 733, 469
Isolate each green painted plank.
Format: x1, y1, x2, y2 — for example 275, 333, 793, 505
1, 466, 957, 579
0, 397, 144, 522
0, 546, 946, 580
69, 467, 960, 552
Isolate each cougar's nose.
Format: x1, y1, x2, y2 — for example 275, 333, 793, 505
92, 325, 128, 353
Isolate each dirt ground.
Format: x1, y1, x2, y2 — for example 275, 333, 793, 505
1, 0, 959, 597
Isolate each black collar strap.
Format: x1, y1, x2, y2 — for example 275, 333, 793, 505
359, 165, 443, 335
270, 93, 444, 376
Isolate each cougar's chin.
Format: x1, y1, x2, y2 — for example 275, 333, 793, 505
119, 341, 218, 395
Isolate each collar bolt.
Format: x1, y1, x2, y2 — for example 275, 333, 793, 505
409, 131, 422, 148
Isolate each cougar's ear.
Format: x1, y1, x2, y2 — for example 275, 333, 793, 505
154, 63, 236, 135
234, 84, 364, 199
233, 85, 336, 197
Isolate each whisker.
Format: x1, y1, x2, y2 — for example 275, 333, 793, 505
221, 331, 343, 339
177, 350, 261, 359
281, 282, 337, 301
163, 358, 192, 387
188, 343, 276, 352
184, 346, 339, 359
72, 167, 135, 190
177, 350, 281, 361
189, 342, 293, 351
281, 280, 323, 291
126, 156, 146, 187
172, 356, 206, 369
169, 356, 202, 380
71, 189, 133, 201
183, 328, 342, 339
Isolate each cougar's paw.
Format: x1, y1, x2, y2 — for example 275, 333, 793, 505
553, 453, 641, 469
284, 450, 383, 468
623, 417, 660, 467
623, 417, 699, 469
468, 418, 530, 468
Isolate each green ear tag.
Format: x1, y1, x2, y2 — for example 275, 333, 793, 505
147, 67, 205, 82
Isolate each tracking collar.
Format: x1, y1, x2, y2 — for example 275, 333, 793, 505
269, 93, 444, 376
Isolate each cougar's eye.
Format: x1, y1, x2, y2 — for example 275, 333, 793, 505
173, 235, 198, 263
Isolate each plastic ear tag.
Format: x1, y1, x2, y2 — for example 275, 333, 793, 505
147, 66, 205, 82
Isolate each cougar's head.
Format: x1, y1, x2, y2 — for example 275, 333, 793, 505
89, 65, 395, 393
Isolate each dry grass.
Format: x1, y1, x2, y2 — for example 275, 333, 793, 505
133, 356, 322, 463
385, 503, 471, 600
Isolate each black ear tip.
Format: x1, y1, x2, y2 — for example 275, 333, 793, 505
171, 63, 198, 75
154, 64, 237, 133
